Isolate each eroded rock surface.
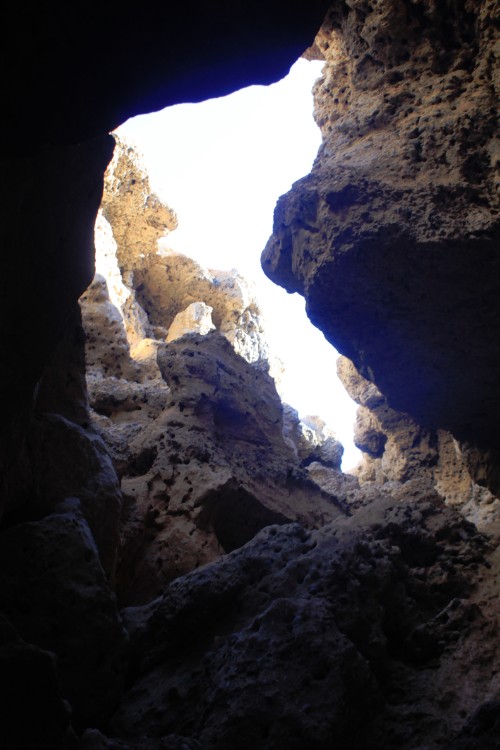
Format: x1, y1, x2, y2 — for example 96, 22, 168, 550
73, 119, 500, 749
283, 405, 344, 469
97, 491, 499, 750
263, 0, 500, 476
80, 138, 348, 606
337, 355, 500, 532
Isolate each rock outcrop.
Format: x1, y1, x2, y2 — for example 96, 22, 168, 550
283, 406, 344, 469
0, 0, 330, 523
337, 355, 500, 532
0, 8, 334, 744
80, 138, 348, 606
74, 127, 500, 749
262, 0, 500, 487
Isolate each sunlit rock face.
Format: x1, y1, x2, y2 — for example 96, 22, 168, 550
263, 0, 500, 482
80, 138, 348, 605
0, 1, 330, 525
166, 301, 216, 341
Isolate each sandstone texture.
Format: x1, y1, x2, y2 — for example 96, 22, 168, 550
166, 301, 215, 342
283, 405, 344, 469
80, 139, 348, 606
100, 137, 178, 272
1, 2, 499, 748
74, 127, 500, 749
263, 0, 500, 480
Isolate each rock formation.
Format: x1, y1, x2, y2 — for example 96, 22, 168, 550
0, 1, 499, 748
106, 494, 496, 750
80, 138, 348, 606
263, 0, 500, 488
337, 355, 500, 532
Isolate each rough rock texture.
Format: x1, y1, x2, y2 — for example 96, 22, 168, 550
76, 125, 500, 750
1, 2, 499, 748
262, 0, 500, 485
283, 405, 344, 468
0, 0, 330, 520
80, 141, 348, 605
100, 137, 178, 273
115, 332, 345, 605
98, 491, 498, 750
92, 138, 273, 369
337, 355, 500, 533
166, 301, 216, 342
134, 255, 273, 369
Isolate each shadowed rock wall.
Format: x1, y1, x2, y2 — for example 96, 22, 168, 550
263, 0, 500, 477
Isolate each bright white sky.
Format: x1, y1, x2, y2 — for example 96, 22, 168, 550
117, 58, 361, 469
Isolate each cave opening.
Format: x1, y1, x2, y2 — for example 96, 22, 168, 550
3, 2, 500, 746
101, 57, 361, 470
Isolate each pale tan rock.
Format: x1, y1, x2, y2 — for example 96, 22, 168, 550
101, 135, 177, 271
354, 406, 387, 459
111, 333, 346, 605
134, 252, 271, 369
306, 461, 372, 511
263, 0, 500, 499
80, 275, 163, 383
337, 356, 384, 411
166, 302, 215, 343
93, 138, 274, 373
94, 210, 150, 351
80, 275, 141, 382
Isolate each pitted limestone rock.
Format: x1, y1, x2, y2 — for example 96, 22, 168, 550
166, 302, 216, 343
